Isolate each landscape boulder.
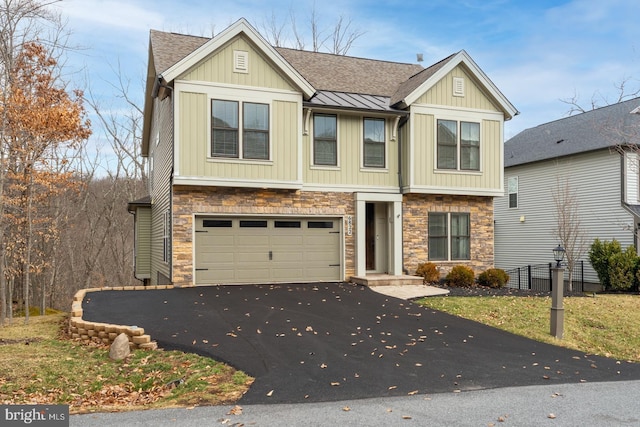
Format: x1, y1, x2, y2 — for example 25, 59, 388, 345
109, 332, 130, 360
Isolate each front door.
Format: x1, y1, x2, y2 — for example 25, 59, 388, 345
365, 202, 388, 273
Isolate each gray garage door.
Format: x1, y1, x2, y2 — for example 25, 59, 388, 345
195, 217, 342, 284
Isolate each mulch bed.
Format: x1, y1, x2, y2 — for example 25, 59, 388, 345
433, 285, 587, 298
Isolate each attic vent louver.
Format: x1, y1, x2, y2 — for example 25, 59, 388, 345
453, 76, 464, 97
234, 50, 248, 74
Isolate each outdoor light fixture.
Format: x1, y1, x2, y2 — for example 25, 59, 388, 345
553, 245, 565, 268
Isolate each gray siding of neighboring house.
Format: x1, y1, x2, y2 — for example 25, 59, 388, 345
495, 149, 634, 284
149, 95, 174, 285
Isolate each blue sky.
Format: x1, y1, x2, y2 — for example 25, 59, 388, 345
54, 0, 640, 147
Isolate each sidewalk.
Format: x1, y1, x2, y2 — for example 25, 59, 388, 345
71, 379, 640, 426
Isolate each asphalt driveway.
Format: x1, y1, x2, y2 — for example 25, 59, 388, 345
81, 282, 640, 404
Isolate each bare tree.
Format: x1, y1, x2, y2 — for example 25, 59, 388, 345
259, 5, 365, 55
552, 175, 588, 291
560, 76, 640, 116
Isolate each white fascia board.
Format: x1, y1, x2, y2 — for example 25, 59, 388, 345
403, 50, 518, 120
161, 18, 315, 98
173, 176, 303, 190
404, 185, 504, 197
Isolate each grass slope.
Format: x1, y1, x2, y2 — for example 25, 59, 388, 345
0, 314, 253, 414
418, 294, 640, 362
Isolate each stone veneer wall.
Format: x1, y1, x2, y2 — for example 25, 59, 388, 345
68, 286, 170, 350
172, 186, 357, 287
402, 193, 494, 276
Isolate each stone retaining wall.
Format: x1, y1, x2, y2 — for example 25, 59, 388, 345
69, 286, 174, 350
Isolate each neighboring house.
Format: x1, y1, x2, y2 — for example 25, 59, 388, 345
128, 18, 517, 287
495, 97, 640, 284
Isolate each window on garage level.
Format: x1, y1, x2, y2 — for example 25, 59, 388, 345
437, 119, 480, 171
211, 100, 269, 160
428, 212, 470, 261
313, 114, 337, 166
363, 118, 385, 168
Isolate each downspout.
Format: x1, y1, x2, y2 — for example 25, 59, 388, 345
397, 117, 409, 274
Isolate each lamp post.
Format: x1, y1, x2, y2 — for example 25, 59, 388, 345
550, 245, 565, 339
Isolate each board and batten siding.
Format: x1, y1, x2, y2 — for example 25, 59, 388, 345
303, 113, 399, 191
181, 35, 296, 92
408, 111, 503, 195
416, 65, 501, 113
175, 89, 299, 184
494, 149, 633, 284
149, 95, 174, 285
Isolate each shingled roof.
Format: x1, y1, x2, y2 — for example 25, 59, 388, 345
149, 30, 209, 75
504, 97, 640, 168
147, 29, 430, 106
275, 47, 423, 97
145, 24, 515, 118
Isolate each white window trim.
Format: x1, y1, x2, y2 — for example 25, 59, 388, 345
209, 98, 273, 162
435, 117, 481, 172
310, 113, 340, 169
508, 176, 519, 208
361, 117, 388, 171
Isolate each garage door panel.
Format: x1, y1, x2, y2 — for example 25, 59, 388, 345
195, 216, 341, 284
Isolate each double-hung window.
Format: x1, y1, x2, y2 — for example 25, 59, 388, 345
437, 119, 480, 171
508, 176, 518, 208
313, 114, 337, 166
363, 118, 385, 168
428, 212, 470, 261
211, 100, 269, 160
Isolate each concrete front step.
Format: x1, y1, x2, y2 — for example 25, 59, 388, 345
350, 274, 424, 287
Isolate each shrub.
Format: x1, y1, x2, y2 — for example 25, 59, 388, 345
477, 268, 509, 288
415, 262, 440, 284
588, 238, 622, 290
445, 265, 475, 287
608, 247, 637, 291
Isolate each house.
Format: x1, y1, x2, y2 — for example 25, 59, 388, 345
128, 18, 517, 287
494, 97, 640, 285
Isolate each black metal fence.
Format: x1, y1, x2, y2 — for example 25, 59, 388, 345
504, 261, 585, 292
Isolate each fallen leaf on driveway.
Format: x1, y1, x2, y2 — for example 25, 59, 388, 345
331, 382, 340, 386
226, 405, 242, 415
342, 406, 350, 412
320, 363, 327, 369
548, 413, 556, 419
388, 385, 397, 390
407, 390, 418, 395
226, 332, 237, 338
266, 390, 274, 397
402, 415, 412, 420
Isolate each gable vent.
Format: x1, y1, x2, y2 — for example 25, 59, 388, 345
453, 76, 465, 97
234, 50, 249, 73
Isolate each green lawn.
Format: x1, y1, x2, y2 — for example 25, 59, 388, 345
417, 294, 640, 362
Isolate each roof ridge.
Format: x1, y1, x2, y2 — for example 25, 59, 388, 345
520, 95, 640, 133
275, 46, 423, 67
